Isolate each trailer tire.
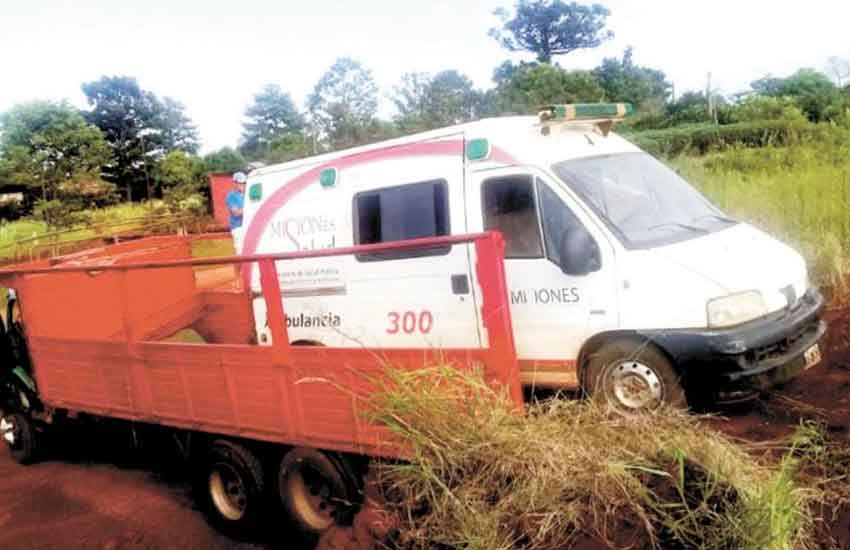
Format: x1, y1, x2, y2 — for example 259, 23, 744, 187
1, 412, 38, 464
201, 440, 266, 537
279, 448, 358, 534
584, 337, 686, 413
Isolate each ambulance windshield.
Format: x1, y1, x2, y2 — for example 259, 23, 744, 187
552, 152, 736, 249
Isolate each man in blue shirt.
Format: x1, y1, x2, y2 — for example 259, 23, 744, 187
226, 172, 247, 229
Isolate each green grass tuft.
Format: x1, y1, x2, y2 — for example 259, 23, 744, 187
369, 368, 819, 550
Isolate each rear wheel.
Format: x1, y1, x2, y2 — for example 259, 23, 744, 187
279, 448, 358, 534
1, 412, 38, 464
201, 440, 266, 537
584, 338, 686, 412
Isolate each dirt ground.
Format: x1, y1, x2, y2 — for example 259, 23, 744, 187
0, 442, 261, 550
2, 306, 850, 550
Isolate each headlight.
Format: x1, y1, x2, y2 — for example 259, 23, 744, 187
707, 291, 768, 328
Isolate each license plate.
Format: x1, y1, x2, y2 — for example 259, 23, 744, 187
804, 344, 822, 370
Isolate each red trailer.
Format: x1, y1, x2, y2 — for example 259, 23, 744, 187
209, 172, 237, 228
0, 231, 521, 536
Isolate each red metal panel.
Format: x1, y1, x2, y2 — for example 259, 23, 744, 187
193, 290, 254, 344
8, 232, 521, 460
28, 338, 136, 414
16, 239, 197, 341
209, 173, 235, 228
258, 259, 291, 363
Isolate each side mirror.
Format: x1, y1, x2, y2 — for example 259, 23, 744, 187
559, 229, 601, 276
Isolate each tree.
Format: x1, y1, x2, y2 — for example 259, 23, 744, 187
240, 84, 305, 158
155, 150, 207, 214
392, 70, 483, 132
0, 101, 111, 203
391, 72, 433, 132
752, 69, 842, 122
81, 75, 200, 201
664, 91, 715, 125
593, 47, 671, 110
493, 62, 605, 114
82, 76, 160, 201
203, 147, 246, 173
489, 1, 613, 63
264, 132, 313, 164
157, 97, 200, 154
307, 58, 379, 150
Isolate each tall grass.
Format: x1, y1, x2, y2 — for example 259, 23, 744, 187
370, 368, 818, 550
670, 143, 850, 294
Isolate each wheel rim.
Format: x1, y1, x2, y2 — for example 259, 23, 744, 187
209, 464, 248, 521
286, 463, 339, 532
604, 360, 664, 410
1, 417, 18, 447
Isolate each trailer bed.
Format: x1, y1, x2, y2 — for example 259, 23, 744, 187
0, 233, 521, 459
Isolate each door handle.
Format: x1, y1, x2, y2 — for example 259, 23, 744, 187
451, 274, 470, 295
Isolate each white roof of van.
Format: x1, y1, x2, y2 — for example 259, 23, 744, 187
251, 116, 640, 178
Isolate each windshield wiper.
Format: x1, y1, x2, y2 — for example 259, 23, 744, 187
692, 214, 737, 224
646, 222, 709, 234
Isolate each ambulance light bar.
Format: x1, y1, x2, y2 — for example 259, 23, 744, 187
539, 103, 635, 123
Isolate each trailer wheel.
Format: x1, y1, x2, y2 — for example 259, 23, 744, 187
584, 338, 686, 412
1, 412, 38, 464
279, 448, 358, 534
201, 440, 266, 536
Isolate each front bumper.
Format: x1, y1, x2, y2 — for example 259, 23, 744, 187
639, 288, 827, 396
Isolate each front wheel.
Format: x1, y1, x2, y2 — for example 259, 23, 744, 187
1, 412, 38, 464
583, 338, 686, 412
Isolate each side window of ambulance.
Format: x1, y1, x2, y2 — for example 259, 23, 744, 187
537, 181, 591, 268
482, 175, 544, 259
353, 179, 449, 260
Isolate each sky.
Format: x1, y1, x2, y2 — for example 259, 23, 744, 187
1, 0, 849, 153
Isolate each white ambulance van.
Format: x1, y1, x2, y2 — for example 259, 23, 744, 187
237, 103, 826, 411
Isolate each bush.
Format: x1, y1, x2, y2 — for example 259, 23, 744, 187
730, 96, 808, 124
623, 120, 849, 157
32, 198, 91, 229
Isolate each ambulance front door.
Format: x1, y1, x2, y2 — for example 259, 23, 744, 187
465, 167, 618, 387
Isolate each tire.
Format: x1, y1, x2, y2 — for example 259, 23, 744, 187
278, 448, 359, 534
200, 440, 267, 537
1, 412, 38, 464
583, 338, 686, 412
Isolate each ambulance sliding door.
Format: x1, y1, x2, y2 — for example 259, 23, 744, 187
332, 140, 482, 349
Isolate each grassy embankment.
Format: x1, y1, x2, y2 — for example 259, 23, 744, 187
369, 368, 828, 550
0, 202, 210, 263
675, 145, 850, 295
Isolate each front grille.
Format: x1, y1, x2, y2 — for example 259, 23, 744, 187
746, 319, 816, 365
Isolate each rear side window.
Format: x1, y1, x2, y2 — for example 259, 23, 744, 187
353, 180, 449, 260
482, 175, 543, 259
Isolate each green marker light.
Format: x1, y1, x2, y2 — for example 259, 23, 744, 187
320, 168, 337, 187
466, 138, 490, 161
248, 183, 262, 201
